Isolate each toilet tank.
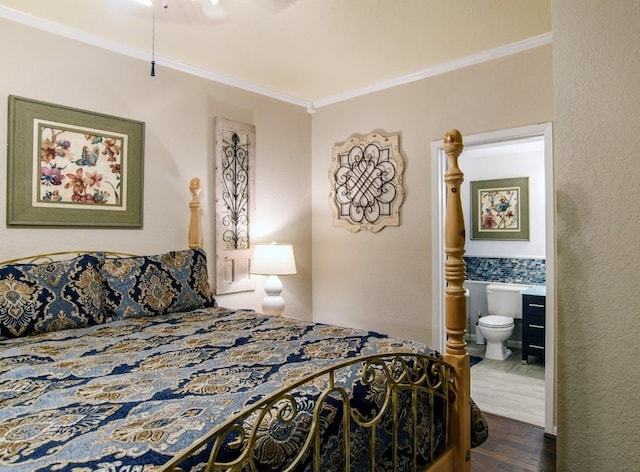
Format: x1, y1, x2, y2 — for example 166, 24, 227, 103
486, 283, 530, 319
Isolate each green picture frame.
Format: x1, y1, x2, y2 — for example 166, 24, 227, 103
470, 177, 529, 240
7, 95, 144, 227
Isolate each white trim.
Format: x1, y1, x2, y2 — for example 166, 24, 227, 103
430, 140, 447, 353
0, 4, 551, 113
431, 123, 556, 435
311, 33, 552, 109
542, 123, 556, 437
153, 57, 310, 109
0, 5, 308, 109
0, 5, 149, 61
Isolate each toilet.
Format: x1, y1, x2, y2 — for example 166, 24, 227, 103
478, 283, 529, 360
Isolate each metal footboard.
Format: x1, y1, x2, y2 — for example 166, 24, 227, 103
160, 352, 456, 472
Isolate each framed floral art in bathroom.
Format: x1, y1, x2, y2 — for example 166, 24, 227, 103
470, 177, 529, 240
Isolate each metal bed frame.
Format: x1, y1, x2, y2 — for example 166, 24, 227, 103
166, 129, 471, 471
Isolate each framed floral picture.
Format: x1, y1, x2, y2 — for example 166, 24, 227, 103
470, 177, 529, 240
6, 95, 144, 227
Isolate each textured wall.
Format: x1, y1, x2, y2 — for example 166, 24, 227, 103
0, 19, 313, 319
553, 1, 640, 469
311, 46, 554, 344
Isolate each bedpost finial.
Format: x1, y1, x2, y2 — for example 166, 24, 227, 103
188, 177, 203, 249
444, 129, 464, 155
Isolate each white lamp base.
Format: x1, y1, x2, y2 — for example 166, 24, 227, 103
261, 275, 285, 316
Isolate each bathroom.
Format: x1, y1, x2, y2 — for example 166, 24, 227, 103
459, 132, 549, 428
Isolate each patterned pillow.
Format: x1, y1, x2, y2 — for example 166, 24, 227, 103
100, 248, 217, 320
0, 254, 105, 339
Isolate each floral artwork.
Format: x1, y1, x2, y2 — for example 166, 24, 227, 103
479, 187, 519, 230
7, 96, 144, 227
471, 177, 529, 240
38, 124, 124, 207
329, 131, 406, 233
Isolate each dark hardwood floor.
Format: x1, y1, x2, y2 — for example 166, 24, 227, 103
472, 412, 556, 471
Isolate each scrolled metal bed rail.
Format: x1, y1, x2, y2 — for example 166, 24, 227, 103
0, 250, 137, 266
160, 352, 456, 472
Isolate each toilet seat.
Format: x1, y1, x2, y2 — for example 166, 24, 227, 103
479, 315, 514, 328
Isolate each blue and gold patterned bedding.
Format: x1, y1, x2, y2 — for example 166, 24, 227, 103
0, 307, 454, 472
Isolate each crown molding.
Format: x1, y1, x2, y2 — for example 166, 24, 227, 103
310, 32, 553, 110
0, 5, 308, 109
0, 5, 550, 114
150, 57, 310, 109
0, 5, 149, 62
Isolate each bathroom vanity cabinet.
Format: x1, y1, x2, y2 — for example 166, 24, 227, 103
522, 286, 546, 363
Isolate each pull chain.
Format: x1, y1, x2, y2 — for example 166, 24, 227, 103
150, 3, 156, 76
150, 1, 168, 76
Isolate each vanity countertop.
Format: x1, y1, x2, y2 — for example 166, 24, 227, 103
522, 285, 546, 297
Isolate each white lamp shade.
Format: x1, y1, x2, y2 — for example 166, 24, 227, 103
250, 243, 297, 275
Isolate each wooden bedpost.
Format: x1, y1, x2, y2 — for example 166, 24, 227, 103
442, 129, 471, 471
188, 177, 203, 249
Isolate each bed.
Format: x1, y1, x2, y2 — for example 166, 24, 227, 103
0, 129, 482, 471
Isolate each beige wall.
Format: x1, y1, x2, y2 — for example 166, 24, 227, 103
0, 19, 313, 319
311, 46, 553, 344
553, 1, 640, 469
11, 6, 640, 467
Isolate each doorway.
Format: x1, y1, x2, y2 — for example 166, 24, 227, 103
430, 123, 555, 435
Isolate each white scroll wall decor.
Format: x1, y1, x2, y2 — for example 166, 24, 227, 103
214, 117, 256, 294
329, 131, 406, 233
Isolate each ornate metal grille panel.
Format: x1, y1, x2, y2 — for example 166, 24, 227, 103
214, 118, 255, 294
329, 131, 406, 232
220, 131, 250, 250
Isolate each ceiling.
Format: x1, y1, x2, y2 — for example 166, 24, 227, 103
0, 0, 551, 110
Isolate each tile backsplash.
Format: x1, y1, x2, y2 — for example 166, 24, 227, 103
464, 256, 545, 285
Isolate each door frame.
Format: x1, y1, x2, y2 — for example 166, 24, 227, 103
430, 123, 556, 435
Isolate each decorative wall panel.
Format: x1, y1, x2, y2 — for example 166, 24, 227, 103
214, 117, 256, 294
329, 131, 405, 233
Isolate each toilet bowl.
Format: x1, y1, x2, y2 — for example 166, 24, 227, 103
478, 283, 529, 361
478, 315, 515, 360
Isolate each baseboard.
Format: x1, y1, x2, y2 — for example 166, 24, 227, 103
467, 334, 522, 350
507, 340, 523, 349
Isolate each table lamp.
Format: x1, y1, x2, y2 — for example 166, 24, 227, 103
250, 242, 297, 316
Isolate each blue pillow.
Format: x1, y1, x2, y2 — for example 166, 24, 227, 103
100, 248, 217, 320
0, 254, 105, 339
